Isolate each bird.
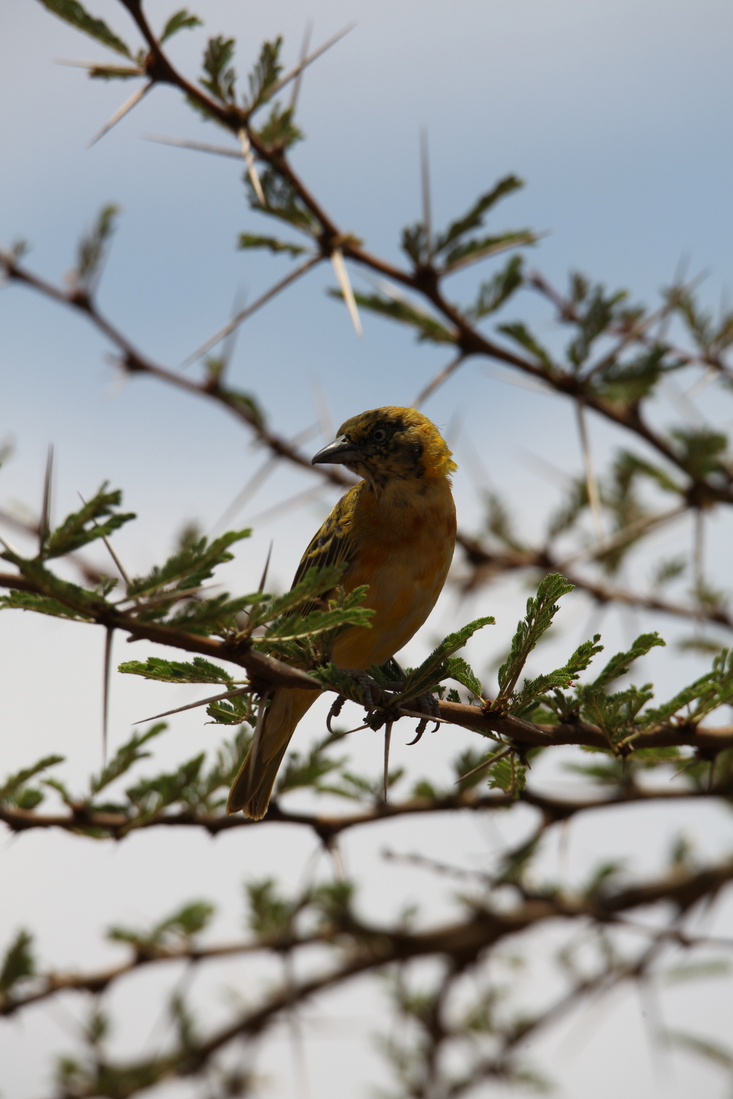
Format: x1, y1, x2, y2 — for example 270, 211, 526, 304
226, 406, 457, 819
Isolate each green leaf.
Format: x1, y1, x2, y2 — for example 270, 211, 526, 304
590, 632, 665, 689
126, 754, 206, 817
244, 167, 318, 233
0, 556, 107, 620
126, 529, 250, 598
108, 901, 214, 949
434, 175, 523, 255
466, 255, 524, 320
167, 592, 261, 636
0, 755, 65, 805
160, 9, 202, 44
244, 38, 283, 111
118, 657, 234, 685
206, 694, 257, 726
495, 574, 575, 706
487, 754, 527, 798
222, 388, 266, 428
90, 724, 167, 795
441, 230, 536, 273
154, 901, 214, 940
331, 290, 456, 345
36, 0, 131, 57
0, 930, 35, 995
642, 648, 733, 726
393, 616, 495, 704
670, 426, 729, 480
566, 283, 629, 369
260, 597, 373, 644
200, 35, 237, 102
256, 103, 303, 150
42, 483, 134, 559
0, 590, 93, 622
238, 233, 309, 257
512, 634, 604, 718
246, 879, 293, 938
75, 205, 119, 287
497, 322, 555, 369
453, 747, 492, 791
593, 345, 677, 406
445, 656, 484, 698
251, 565, 348, 626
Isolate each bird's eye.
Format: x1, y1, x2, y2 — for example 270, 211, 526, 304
372, 428, 387, 443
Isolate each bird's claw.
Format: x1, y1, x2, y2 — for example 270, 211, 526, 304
326, 695, 346, 734
401, 691, 441, 744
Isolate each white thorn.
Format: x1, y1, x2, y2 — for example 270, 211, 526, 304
238, 128, 266, 207
89, 81, 152, 147
331, 248, 362, 338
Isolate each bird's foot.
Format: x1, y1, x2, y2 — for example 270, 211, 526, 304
326, 669, 389, 733
337, 668, 389, 708
399, 691, 442, 744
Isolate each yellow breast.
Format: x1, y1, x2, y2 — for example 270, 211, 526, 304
332, 474, 456, 669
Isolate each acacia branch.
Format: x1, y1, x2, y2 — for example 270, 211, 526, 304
23, 852, 733, 1097
0, 783, 724, 841
455, 534, 733, 631
57, 2, 733, 507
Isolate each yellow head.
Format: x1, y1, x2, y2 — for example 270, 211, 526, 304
312, 406, 457, 486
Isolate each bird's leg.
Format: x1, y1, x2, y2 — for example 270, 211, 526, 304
337, 668, 389, 709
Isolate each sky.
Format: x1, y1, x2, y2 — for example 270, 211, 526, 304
2, 1, 733, 1096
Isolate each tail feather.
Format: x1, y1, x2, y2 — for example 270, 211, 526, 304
226, 687, 316, 819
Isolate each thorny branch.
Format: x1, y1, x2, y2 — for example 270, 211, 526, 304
3, 1, 732, 632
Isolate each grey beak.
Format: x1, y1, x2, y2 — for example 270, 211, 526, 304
311, 435, 363, 466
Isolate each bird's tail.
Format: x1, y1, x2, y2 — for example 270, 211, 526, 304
226, 687, 316, 819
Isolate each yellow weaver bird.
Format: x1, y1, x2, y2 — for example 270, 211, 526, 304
227, 406, 457, 819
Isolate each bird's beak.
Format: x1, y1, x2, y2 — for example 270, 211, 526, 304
311, 435, 363, 466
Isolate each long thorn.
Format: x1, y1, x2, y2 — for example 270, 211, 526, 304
237, 128, 266, 207
181, 255, 321, 369
413, 353, 465, 407
247, 483, 331, 528
40, 445, 54, 553
310, 377, 335, 443
89, 81, 152, 147
331, 248, 362, 338
209, 425, 321, 536
575, 399, 604, 542
145, 133, 245, 160
258, 541, 274, 594
456, 746, 513, 784
267, 24, 356, 101
290, 22, 313, 110
0, 534, 22, 557
102, 628, 113, 767
383, 721, 393, 803
420, 129, 432, 263
134, 685, 249, 725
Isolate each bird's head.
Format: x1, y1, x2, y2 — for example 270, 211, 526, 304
311, 406, 457, 487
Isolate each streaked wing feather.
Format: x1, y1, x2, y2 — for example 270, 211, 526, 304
289, 485, 360, 614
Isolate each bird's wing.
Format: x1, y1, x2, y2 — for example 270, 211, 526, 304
290, 483, 361, 592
